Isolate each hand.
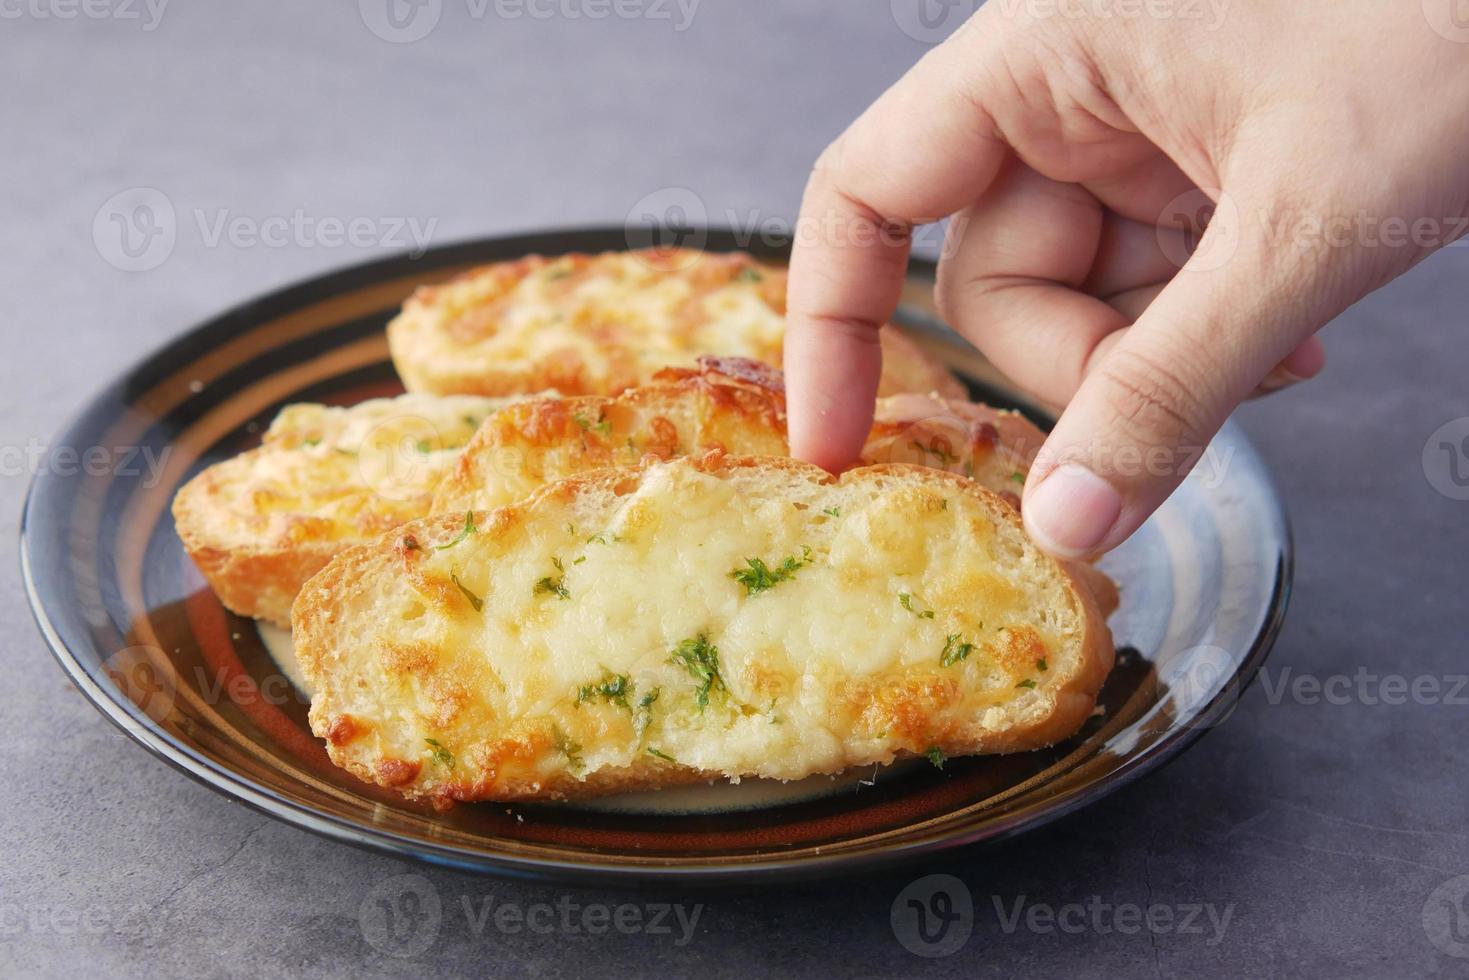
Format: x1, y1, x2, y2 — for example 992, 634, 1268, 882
783, 2, 1469, 557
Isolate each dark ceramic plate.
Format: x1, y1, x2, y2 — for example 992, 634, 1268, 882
21, 228, 1290, 884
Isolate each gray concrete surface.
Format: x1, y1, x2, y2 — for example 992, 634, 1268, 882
2, 2, 1467, 977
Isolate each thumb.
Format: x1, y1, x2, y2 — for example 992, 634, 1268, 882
1020, 198, 1331, 558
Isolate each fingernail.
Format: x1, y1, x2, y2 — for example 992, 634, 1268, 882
1256, 364, 1308, 394
1023, 463, 1123, 558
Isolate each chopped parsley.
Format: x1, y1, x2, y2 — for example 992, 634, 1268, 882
463, 414, 481, 429
435, 510, 479, 550
303, 437, 321, 448
646, 747, 676, 763
578, 672, 631, 709
910, 438, 958, 465
1037, 657, 1048, 672
1010, 470, 1026, 483
635, 687, 660, 737
669, 634, 725, 711
415, 439, 433, 454
554, 729, 585, 774
899, 593, 936, 619
425, 738, 454, 769
940, 633, 974, 667
1016, 678, 1037, 690
730, 546, 812, 596
450, 571, 483, 612
735, 266, 762, 283
822, 506, 841, 518
925, 747, 946, 769
535, 559, 571, 600
574, 411, 613, 436
587, 532, 624, 546
534, 576, 570, 600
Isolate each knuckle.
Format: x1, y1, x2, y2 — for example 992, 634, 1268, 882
1094, 347, 1214, 450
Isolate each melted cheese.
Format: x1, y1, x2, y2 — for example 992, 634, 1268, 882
300, 458, 1088, 804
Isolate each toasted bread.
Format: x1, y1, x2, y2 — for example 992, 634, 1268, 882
293, 453, 1114, 806
433, 355, 1046, 515
172, 393, 525, 626
386, 248, 966, 399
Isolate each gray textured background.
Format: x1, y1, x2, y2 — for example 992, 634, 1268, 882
3, 2, 1468, 978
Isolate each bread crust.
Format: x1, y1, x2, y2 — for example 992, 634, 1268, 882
172, 394, 514, 626
294, 453, 1114, 806
386, 248, 964, 399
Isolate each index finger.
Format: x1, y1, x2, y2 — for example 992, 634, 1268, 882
784, 25, 1012, 470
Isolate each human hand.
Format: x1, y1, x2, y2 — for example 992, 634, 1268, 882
783, 2, 1469, 557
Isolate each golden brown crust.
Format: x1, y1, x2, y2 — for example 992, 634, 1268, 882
172, 394, 513, 625
387, 248, 962, 399
294, 453, 1115, 806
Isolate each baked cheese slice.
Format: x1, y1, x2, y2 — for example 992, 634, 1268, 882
386, 248, 965, 399
293, 454, 1115, 806
433, 356, 1045, 515
173, 393, 524, 626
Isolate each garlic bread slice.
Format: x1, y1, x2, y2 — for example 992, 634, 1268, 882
294, 453, 1114, 806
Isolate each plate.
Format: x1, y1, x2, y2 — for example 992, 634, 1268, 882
21, 228, 1290, 883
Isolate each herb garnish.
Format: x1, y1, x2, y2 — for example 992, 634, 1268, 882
1037, 657, 1048, 672
635, 687, 660, 738
730, 546, 812, 596
554, 728, 585, 774
1016, 678, 1037, 689
822, 506, 841, 518
450, 571, 483, 612
899, 593, 936, 619
669, 634, 725, 711
578, 672, 631, 709
940, 633, 974, 667
910, 438, 958, 465
647, 747, 676, 763
534, 558, 571, 600
925, 747, 946, 769
534, 576, 570, 600
435, 510, 479, 550
735, 267, 762, 283
425, 738, 454, 769
574, 411, 613, 436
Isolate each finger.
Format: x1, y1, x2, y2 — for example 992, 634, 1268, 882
784, 30, 1013, 471
934, 161, 1128, 408
1083, 213, 1187, 300
1082, 152, 1198, 227
1020, 216, 1337, 558
1253, 334, 1327, 396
